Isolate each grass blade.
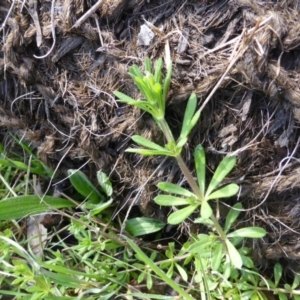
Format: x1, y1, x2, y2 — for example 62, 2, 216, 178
0, 195, 75, 220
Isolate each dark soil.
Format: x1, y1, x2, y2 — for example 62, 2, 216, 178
1, 0, 300, 274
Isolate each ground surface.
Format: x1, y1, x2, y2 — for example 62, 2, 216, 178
1, 0, 300, 273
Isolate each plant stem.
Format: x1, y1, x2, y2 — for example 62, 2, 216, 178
175, 155, 204, 201
159, 118, 227, 240
159, 119, 174, 144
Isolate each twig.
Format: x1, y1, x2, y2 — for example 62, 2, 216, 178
72, 0, 104, 29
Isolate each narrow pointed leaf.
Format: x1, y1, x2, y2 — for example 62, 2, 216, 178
205, 156, 237, 197
274, 263, 282, 287
225, 239, 242, 269
131, 135, 166, 151
97, 171, 113, 197
211, 242, 224, 271
153, 83, 163, 111
157, 182, 195, 197
180, 93, 197, 139
206, 183, 239, 200
176, 137, 188, 149
88, 198, 113, 216
224, 203, 242, 234
195, 145, 206, 196
125, 217, 165, 237
114, 91, 136, 103
175, 263, 188, 282
189, 109, 201, 129
201, 201, 212, 219
144, 57, 151, 73
154, 58, 163, 84
154, 195, 190, 206
129, 65, 143, 78
125, 148, 173, 156
134, 77, 156, 103
278, 293, 288, 300
162, 63, 172, 108
0, 196, 75, 220
68, 169, 104, 203
227, 227, 266, 239
188, 235, 211, 253
193, 217, 214, 225
168, 204, 199, 225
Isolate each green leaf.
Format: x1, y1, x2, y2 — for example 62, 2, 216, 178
88, 198, 113, 216
40, 269, 94, 289
206, 183, 239, 200
113, 91, 136, 103
176, 136, 188, 149
274, 263, 282, 287
292, 273, 300, 290
195, 145, 206, 196
131, 135, 166, 151
227, 227, 266, 239
175, 263, 188, 282
134, 77, 157, 104
278, 292, 288, 300
162, 62, 172, 107
200, 201, 212, 219
154, 195, 191, 206
144, 57, 151, 73
224, 203, 242, 234
193, 217, 214, 226
97, 171, 113, 197
68, 169, 104, 203
125, 217, 165, 237
126, 148, 173, 156
123, 236, 195, 300
188, 235, 211, 253
129, 64, 144, 78
225, 239, 242, 269
205, 156, 237, 197
154, 58, 163, 84
0, 196, 75, 220
157, 182, 196, 197
168, 204, 199, 225
180, 93, 197, 139
146, 271, 153, 290
211, 242, 224, 271
153, 83, 162, 100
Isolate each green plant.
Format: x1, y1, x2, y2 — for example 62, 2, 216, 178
114, 58, 300, 299
114, 57, 265, 269
0, 143, 167, 298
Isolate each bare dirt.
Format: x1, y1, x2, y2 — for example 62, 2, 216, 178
1, 0, 300, 274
